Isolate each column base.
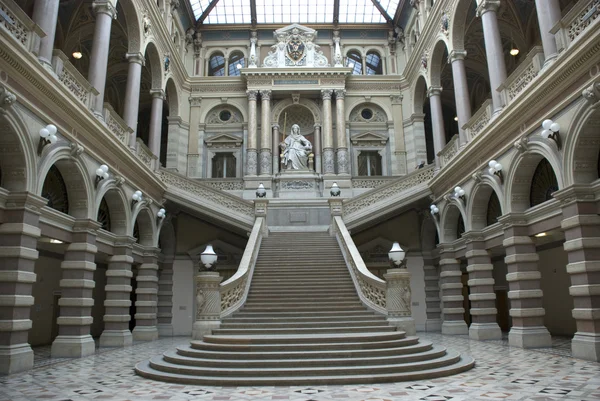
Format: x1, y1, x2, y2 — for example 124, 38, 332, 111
508, 326, 551, 348
0, 344, 34, 374
469, 323, 502, 340
51, 335, 96, 358
387, 317, 416, 336
158, 324, 174, 337
193, 320, 220, 340
571, 332, 600, 362
99, 330, 133, 347
132, 326, 159, 341
441, 320, 469, 335
425, 318, 442, 332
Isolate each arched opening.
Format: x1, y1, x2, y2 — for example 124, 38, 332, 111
97, 188, 128, 235
530, 159, 559, 207
570, 108, 600, 184
208, 52, 226, 76
98, 197, 111, 231
136, 43, 162, 148
345, 50, 363, 75
41, 165, 69, 214
486, 191, 502, 226
414, 76, 435, 165
365, 51, 383, 75
0, 114, 30, 192
228, 52, 245, 76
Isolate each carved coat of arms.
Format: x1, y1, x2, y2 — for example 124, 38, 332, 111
287, 35, 305, 62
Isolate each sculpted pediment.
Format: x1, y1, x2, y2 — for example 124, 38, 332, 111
351, 132, 388, 146
205, 133, 243, 147
263, 24, 329, 68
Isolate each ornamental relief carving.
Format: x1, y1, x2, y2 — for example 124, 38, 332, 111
263, 24, 329, 68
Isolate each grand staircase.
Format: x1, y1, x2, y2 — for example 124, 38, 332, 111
135, 232, 474, 385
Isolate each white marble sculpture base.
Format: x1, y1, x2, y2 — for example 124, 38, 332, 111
274, 170, 321, 198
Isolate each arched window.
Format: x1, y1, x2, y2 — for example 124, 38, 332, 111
530, 158, 559, 207
365, 51, 383, 75
41, 165, 69, 214
208, 53, 225, 76
228, 52, 245, 76
345, 51, 363, 75
97, 197, 111, 232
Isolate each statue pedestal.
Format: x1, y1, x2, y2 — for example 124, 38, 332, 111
192, 271, 222, 340
384, 268, 416, 336
274, 170, 321, 198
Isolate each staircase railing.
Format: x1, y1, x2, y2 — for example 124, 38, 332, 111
220, 216, 264, 318
332, 216, 387, 315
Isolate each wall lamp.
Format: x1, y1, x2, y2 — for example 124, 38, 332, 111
37, 124, 58, 155
131, 190, 143, 207
95, 164, 109, 187
157, 208, 166, 224
256, 183, 266, 198
430, 204, 439, 217
454, 186, 466, 202
488, 160, 503, 184
330, 182, 341, 197
541, 119, 562, 150
200, 244, 218, 270
388, 242, 407, 268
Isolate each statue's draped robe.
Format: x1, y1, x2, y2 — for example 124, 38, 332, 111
282, 133, 312, 169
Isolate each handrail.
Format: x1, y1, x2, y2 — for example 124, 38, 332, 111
464, 99, 492, 142
552, 0, 600, 53
437, 134, 460, 168
333, 216, 386, 315
51, 49, 98, 109
0, 0, 45, 53
220, 217, 264, 317
103, 103, 133, 147
498, 46, 544, 105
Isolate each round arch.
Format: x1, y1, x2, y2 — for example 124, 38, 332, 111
271, 98, 322, 126
468, 180, 505, 231
347, 101, 391, 122
201, 103, 245, 125
142, 41, 164, 89
164, 78, 179, 116
420, 215, 439, 251
413, 74, 429, 114
132, 206, 156, 247
440, 202, 467, 243
429, 38, 450, 88
0, 106, 37, 192
116, 0, 143, 53
564, 99, 600, 185
95, 182, 130, 235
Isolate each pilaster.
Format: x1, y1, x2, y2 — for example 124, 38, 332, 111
132, 248, 160, 341
321, 89, 334, 175
422, 251, 441, 332
246, 90, 259, 176
259, 90, 272, 176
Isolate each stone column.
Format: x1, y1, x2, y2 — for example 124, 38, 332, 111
334, 89, 349, 175
428, 87, 446, 169
157, 256, 175, 336
272, 124, 280, 175
0, 192, 46, 374
259, 90, 272, 176
132, 249, 160, 341
187, 97, 202, 177
321, 89, 335, 175
464, 233, 501, 340
31, 0, 61, 66
246, 90, 259, 176
384, 268, 416, 335
148, 89, 165, 158
423, 251, 442, 332
123, 53, 144, 149
390, 95, 406, 175
439, 246, 468, 334
192, 271, 222, 339
314, 124, 322, 174
450, 50, 471, 146
477, 0, 507, 116
51, 220, 101, 358
500, 215, 551, 348
86, 1, 117, 116
535, 0, 561, 64
99, 237, 134, 347
555, 186, 600, 361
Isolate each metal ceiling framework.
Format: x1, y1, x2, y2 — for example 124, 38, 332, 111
198, 0, 222, 24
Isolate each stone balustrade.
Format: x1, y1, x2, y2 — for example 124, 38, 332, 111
498, 46, 545, 105
51, 50, 98, 109
437, 134, 460, 168
135, 138, 158, 171
464, 99, 492, 142
551, 0, 600, 53
103, 103, 133, 146
0, 0, 44, 53
202, 179, 245, 192
351, 176, 397, 190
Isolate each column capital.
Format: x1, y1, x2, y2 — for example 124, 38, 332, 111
73, 218, 102, 233
271, 123, 280, 129
113, 235, 137, 248
92, 1, 117, 18
334, 89, 346, 99
126, 52, 144, 65
150, 89, 165, 99
321, 89, 333, 100
476, 0, 500, 17
497, 212, 528, 229
247, 90, 259, 101
449, 50, 467, 62
462, 230, 486, 245
390, 94, 403, 105
427, 86, 443, 97
553, 184, 597, 206
259, 89, 272, 101
189, 96, 202, 107
314, 123, 322, 129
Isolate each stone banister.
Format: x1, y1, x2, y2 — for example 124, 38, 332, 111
437, 134, 460, 168
51, 50, 99, 110
498, 46, 545, 106
0, 0, 45, 53
220, 217, 264, 318
333, 215, 386, 315
551, 0, 600, 53
135, 138, 159, 171
464, 99, 492, 142
103, 102, 133, 146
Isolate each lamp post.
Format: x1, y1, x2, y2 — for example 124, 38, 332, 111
384, 242, 416, 335
193, 245, 222, 339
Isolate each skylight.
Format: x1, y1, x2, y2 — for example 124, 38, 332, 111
189, 0, 397, 24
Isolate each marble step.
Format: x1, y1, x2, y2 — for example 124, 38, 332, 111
211, 326, 396, 335
232, 310, 377, 318
244, 295, 360, 302
239, 306, 367, 313
225, 315, 382, 323
219, 320, 391, 329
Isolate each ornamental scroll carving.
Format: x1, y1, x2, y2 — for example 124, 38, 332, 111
263, 24, 329, 68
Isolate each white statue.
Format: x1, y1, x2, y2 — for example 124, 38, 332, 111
281, 124, 312, 170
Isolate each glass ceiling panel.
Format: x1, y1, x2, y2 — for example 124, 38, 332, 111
190, 0, 395, 24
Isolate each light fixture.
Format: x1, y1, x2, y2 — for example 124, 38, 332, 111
95, 164, 109, 187
236, 63, 242, 69
510, 47, 519, 56
453, 186, 466, 202
200, 244, 218, 270
157, 208, 166, 218
535, 232, 547, 238
256, 183, 266, 198
430, 204, 439, 216
37, 124, 58, 155
488, 160, 503, 184
330, 182, 341, 197
50, 238, 63, 244
131, 190, 143, 207
541, 119, 562, 150
72, 51, 83, 59
454, 116, 459, 122
388, 242, 407, 268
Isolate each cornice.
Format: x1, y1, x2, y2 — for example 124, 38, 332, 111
241, 67, 353, 77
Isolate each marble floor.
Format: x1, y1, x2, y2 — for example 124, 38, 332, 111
1, 333, 599, 401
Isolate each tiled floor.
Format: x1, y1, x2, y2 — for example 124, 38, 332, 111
1, 333, 599, 401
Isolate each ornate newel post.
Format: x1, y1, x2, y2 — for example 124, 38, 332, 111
384, 243, 416, 335
192, 246, 221, 339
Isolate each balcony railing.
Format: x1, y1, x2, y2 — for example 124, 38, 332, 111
464, 99, 492, 142
552, 0, 600, 52
437, 134, 460, 168
498, 46, 545, 106
351, 176, 397, 190
103, 103, 133, 147
0, 0, 44, 53
202, 178, 244, 191
52, 50, 98, 109
135, 138, 158, 170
